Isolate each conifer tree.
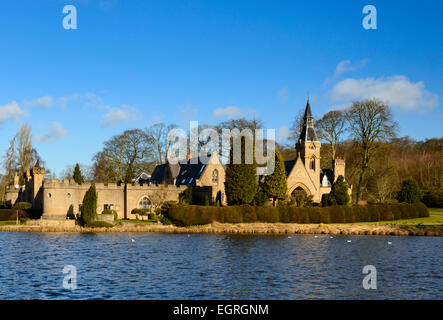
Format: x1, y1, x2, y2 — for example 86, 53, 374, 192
81, 184, 97, 224
262, 149, 287, 206
224, 137, 258, 205
397, 178, 422, 203
73, 163, 84, 184
330, 175, 350, 205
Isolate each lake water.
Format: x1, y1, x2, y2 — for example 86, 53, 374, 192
0, 232, 441, 299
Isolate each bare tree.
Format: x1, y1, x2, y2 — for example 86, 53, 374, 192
316, 110, 347, 161
2, 124, 44, 185
289, 109, 306, 146
96, 129, 151, 183
344, 99, 398, 204
145, 122, 177, 164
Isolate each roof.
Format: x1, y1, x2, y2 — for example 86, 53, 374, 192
149, 164, 166, 184
298, 99, 318, 142
149, 157, 208, 186
174, 157, 206, 186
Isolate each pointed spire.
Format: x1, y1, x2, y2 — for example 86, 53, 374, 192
297, 98, 318, 143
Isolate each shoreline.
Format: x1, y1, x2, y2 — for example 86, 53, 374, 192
0, 221, 442, 236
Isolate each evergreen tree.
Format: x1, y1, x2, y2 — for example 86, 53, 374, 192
73, 163, 84, 184
397, 178, 422, 203
224, 137, 258, 205
253, 183, 269, 206
330, 175, 350, 205
262, 149, 287, 206
81, 184, 97, 225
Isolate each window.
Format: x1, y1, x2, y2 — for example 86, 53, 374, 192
138, 197, 151, 210
47, 193, 52, 198
310, 158, 315, 171
104, 204, 114, 210
212, 170, 219, 185
67, 193, 71, 199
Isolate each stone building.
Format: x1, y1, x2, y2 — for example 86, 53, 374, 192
5, 101, 349, 218
284, 99, 350, 202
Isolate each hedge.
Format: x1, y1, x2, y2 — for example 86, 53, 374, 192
166, 203, 429, 226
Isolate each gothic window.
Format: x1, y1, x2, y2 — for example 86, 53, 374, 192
310, 158, 316, 171
138, 197, 151, 210
212, 170, 219, 185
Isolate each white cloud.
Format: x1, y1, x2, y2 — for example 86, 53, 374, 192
0, 101, 26, 123
326, 59, 368, 83
328, 75, 439, 112
212, 106, 243, 119
278, 87, 289, 103
101, 105, 137, 127
276, 126, 290, 142
24, 96, 53, 108
35, 122, 67, 143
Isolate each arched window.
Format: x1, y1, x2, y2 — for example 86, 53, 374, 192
212, 170, 219, 185
310, 158, 315, 171
138, 196, 152, 209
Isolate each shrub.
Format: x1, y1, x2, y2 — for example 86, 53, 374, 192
330, 175, 350, 205
14, 202, 32, 210
422, 188, 443, 208
9, 210, 29, 223
253, 186, 269, 206
158, 214, 173, 225
0, 209, 16, 221
397, 178, 422, 203
81, 184, 97, 225
102, 209, 118, 221
87, 221, 114, 228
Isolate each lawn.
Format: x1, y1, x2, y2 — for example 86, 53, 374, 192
0, 220, 19, 226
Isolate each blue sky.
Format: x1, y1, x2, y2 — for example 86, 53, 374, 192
0, 0, 442, 175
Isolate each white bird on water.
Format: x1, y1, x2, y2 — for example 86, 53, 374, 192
288, 236, 292, 239
330, 236, 334, 239
388, 241, 392, 245
131, 239, 135, 242
314, 235, 318, 238
187, 235, 191, 238
347, 240, 352, 243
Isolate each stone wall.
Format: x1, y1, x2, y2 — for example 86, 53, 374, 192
42, 179, 186, 220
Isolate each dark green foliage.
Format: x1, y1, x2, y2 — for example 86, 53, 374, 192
181, 187, 193, 205
0, 209, 16, 221
397, 178, 422, 203
422, 187, 443, 208
321, 193, 336, 207
262, 149, 287, 206
81, 184, 97, 225
102, 209, 118, 221
166, 203, 428, 226
253, 184, 269, 206
14, 202, 32, 210
204, 196, 210, 206
73, 163, 84, 184
87, 221, 114, 228
224, 137, 258, 205
330, 175, 350, 205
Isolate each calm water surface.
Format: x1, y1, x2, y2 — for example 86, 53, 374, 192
0, 232, 441, 299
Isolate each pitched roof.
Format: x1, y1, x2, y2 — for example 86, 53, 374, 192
149, 164, 166, 184
174, 157, 206, 186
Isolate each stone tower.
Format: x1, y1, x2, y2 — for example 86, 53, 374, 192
333, 158, 346, 182
296, 99, 321, 191
30, 161, 45, 210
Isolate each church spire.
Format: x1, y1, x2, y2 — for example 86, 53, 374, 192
298, 98, 318, 143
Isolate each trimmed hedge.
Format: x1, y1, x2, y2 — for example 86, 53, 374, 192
166, 203, 429, 226
0, 209, 18, 221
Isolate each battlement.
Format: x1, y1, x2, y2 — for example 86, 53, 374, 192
42, 179, 187, 191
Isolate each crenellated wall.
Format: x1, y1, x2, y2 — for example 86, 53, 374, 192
41, 179, 187, 220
